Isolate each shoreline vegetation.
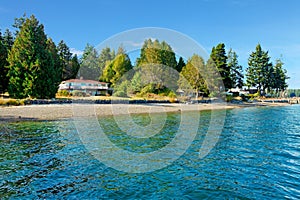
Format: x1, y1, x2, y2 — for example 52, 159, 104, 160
0, 15, 293, 124
0, 98, 294, 122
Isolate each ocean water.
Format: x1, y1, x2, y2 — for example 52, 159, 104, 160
0, 105, 300, 199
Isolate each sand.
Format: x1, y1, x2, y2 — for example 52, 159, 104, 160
0, 102, 291, 122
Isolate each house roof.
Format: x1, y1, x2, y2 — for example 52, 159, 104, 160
62, 79, 107, 84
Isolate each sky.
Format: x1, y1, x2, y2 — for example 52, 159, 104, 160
1, 0, 300, 88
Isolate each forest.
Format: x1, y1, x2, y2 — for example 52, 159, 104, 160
0, 15, 289, 99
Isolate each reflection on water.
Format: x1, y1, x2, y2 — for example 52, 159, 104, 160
0, 105, 300, 199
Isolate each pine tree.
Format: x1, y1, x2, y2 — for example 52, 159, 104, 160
46, 38, 63, 92
13, 14, 26, 36
0, 29, 14, 93
58, 40, 79, 80
0, 31, 9, 93
246, 44, 272, 95
273, 59, 289, 93
2, 29, 14, 50
210, 43, 231, 90
227, 48, 244, 88
7, 15, 59, 98
176, 57, 185, 72
79, 44, 100, 80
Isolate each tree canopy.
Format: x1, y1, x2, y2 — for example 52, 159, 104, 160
58, 40, 80, 81
136, 39, 177, 69
0, 14, 291, 99
101, 51, 132, 86
228, 48, 244, 88
178, 54, 208, 96
7, 15, 61, 98
210, 43, 231, 90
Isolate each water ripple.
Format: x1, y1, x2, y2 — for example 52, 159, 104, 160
0, 105, 300, 199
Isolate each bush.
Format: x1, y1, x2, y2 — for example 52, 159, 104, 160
248, 92, 260, 100
56, 90, 70, 97
71, 90, 88, 97
140, 84, 155, 96
0, 99, 25, 106
113, 81, 129, 97
113, 90, 127, 97
168, 91, 177, 98
225, 95, 233, 102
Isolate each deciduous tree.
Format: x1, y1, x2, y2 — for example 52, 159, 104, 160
178, 54, 208, 97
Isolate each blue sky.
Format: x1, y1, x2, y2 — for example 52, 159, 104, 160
1, 0, 300, 88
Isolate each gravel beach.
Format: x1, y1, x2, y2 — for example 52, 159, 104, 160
0, 102, 290, 122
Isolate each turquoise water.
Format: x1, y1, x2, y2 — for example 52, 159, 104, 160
1, 105, 300, 199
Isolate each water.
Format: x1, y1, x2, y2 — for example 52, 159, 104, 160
1, 105, 300, 199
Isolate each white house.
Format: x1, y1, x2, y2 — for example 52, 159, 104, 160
59, 79, 109, 96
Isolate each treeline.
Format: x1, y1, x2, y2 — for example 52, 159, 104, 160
0, 15, 80, 98
80, 39, 289, 97
0, 15, 289, 99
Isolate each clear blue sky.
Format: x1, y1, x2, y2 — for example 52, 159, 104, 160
1, 0, 300, 88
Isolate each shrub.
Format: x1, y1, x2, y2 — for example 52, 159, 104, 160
248, 92, 260, 100
8, 99, 18, 106
56, 90, 70, 97
226, 95, 233, 102
71, 90, 88, 97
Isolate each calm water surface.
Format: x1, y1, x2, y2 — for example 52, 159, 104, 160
0, 105, 300, 199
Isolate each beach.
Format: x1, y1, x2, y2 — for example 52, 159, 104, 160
0, 101, 291, 122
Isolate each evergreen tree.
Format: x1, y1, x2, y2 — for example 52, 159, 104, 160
210, 43, 231, 90
71, 54, 80, 78
273, 59, 289, 92
136, 39, 177, 68
79, 44, 100, 80
117, 45, 126, 55
135, 39, 178, 93
101, 60, 115, 83
0, 32, 9, 93
98, 47, 115, 79
7, 15, 58, 98
0, 29, 14, 93
246, 44, 272, 95
205, 58, 224, 96
58, 40, 79, 80
129, 71, 142, 94
13, 14, 26, 35
176, 56, 185, 72
2, 29, 14, 50
227, 48, 244, 88
46, 38, 63, 90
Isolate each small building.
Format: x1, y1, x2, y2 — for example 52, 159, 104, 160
59, 79, 110, 96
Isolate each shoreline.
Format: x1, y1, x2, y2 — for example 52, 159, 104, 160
0, 102, 292, 123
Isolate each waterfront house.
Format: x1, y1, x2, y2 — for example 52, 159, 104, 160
58, 79, 110, 96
